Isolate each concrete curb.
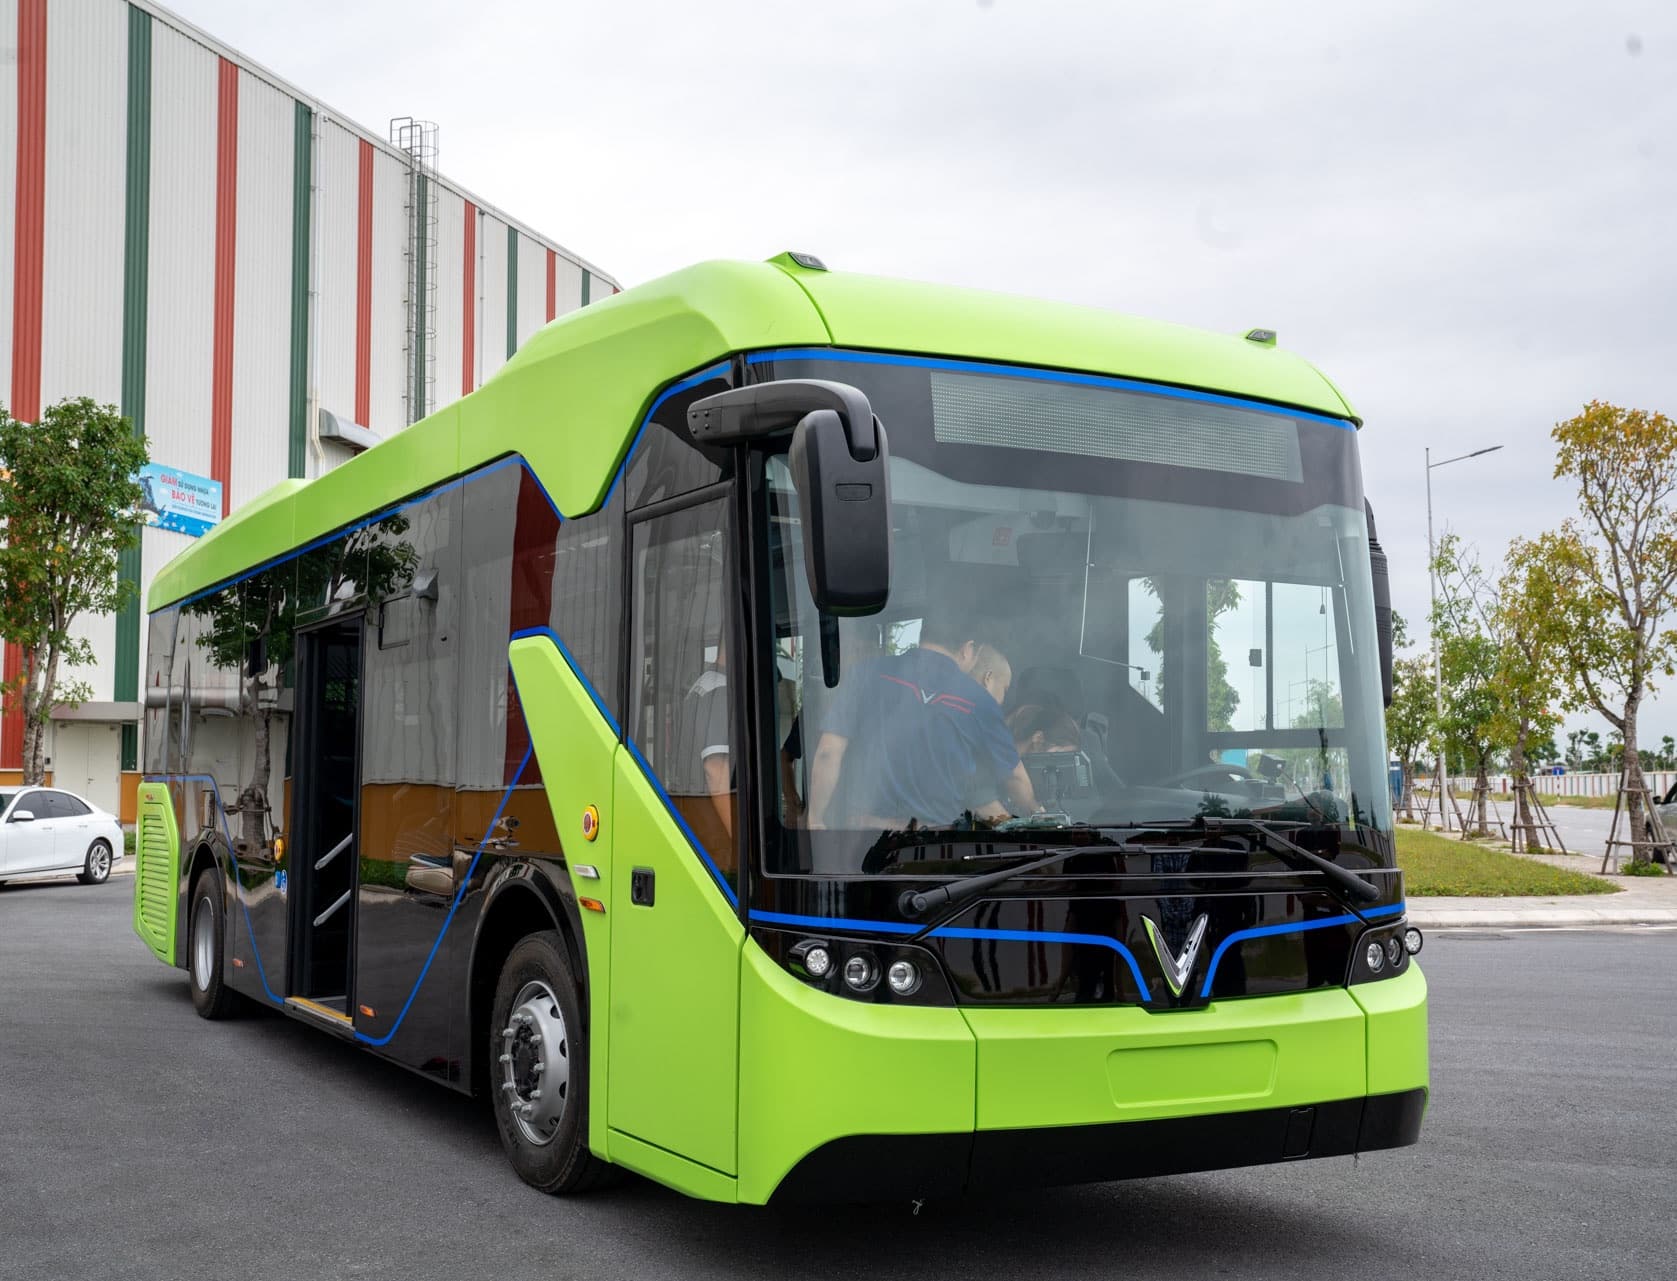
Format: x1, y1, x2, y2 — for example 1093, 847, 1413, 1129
1408, 899, 1677, 930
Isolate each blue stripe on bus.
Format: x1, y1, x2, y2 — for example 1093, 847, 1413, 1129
142, 772, 282, 1005
151, 752, 540, 1040
748, 908, 922, 936
507, 627, 738, 906
929, 926, 1152, 1000
171, 354, 732, 612
173, 457, 524, 610
744, 347, 1356, 429
356, 744, 534, 1047
599, 359, 732, 510
746, 909, 1151, 1002
1197, 901, 1406, 998
509, 626, 620, 738
621, 737, 740, 907
752, 900, 1407, 1006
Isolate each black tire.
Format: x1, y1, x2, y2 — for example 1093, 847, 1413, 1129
488, 931, 611, 1194
188, 872, 239, 1020
76, 838, 114, 885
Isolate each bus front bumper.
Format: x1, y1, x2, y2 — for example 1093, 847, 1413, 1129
739, 946, 1428, 1204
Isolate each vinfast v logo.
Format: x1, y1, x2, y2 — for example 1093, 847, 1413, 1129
1142, 914, 1210, 997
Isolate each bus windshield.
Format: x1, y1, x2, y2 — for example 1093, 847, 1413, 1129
757, 351, 1390, 876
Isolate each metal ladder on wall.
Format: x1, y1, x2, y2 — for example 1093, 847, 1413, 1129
390, 116, 439, 427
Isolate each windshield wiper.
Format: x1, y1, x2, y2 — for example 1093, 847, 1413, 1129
1193, 816, 1381, 906
897, 844, 1106, 919
893, 818, 1381, 922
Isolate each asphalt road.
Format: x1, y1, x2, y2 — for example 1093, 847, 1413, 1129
2, 878, 1674, 1281
1546, 805, 1631, 863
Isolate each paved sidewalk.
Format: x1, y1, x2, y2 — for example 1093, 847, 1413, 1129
1409, 874, 1677, 929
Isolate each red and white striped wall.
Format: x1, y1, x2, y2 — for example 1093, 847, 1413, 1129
0, 0, 616, 805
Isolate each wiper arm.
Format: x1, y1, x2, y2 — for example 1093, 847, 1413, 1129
897, 844, 1104, 919
1195, 817, 1381, 906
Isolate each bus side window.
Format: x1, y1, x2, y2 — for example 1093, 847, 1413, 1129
625, 381, 733, 510
143, 607, 178, 775
629, 497, 736, 882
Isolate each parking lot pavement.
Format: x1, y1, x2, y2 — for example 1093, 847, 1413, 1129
3, 880, 1675, 1281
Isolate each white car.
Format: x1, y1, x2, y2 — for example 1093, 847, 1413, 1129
0, 787, 125, 886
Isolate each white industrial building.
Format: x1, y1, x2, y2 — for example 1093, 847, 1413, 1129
0, 0, 616, 821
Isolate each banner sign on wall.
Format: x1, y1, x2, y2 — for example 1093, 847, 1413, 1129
136, 464, 222, 538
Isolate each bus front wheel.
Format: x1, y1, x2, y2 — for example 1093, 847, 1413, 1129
489, 931, 610, 1193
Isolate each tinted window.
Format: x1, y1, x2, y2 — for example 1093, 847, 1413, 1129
239, 561, 298, 857
551, 482, 623, 719
143, 608, 177, 774
630, 497, 736, 881
460, 463, 624, 802
360, 486, 460, 891
625, 370, 735, 510
178, 582, 254, 847
42, 791, 90, 818
460, 465, 536, 798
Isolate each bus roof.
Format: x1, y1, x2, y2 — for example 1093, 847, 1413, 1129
147, 254, 1357, 611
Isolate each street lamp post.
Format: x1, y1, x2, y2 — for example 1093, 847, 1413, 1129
1425, 444, 1504, 830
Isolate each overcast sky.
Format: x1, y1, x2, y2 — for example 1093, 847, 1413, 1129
170, 0, 1677, 752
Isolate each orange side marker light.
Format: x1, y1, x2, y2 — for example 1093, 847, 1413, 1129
580, 897, 606, 914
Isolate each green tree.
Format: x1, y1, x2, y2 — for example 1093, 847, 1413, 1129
1431, 536, 1508, 834
1526, 402, 1677, 863
1487, 536, 1571, 841
0, 398, 149, 784
1385, 651, 1434, 818
1144, 577, 1243, 731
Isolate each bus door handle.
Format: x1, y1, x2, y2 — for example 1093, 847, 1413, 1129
630, 867, 655, 907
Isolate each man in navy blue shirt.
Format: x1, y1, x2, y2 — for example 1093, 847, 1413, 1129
805, 618, 1039, 829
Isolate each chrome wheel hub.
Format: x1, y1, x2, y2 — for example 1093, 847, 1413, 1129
192, 896, 215, 990
90, 844, 110, 880
499, 980, 570, 1146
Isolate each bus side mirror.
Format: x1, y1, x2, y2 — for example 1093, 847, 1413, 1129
689, 378, 892, 616
788, 409, 891, 616
1366, 500, 1394, 707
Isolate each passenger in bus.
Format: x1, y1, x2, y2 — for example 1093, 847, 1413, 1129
805, 619, 1040, 830
1006, 704, 1082, 756
679, 636, 733, 840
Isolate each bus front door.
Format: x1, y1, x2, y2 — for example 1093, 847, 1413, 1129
609, 499, 743, 1182
286, 617, 364, 1024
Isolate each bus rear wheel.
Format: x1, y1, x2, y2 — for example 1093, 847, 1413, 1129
489, 931, 609, 1193
188, 871, 239, 1020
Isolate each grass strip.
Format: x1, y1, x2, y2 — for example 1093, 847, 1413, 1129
1395, 826, 1619, 897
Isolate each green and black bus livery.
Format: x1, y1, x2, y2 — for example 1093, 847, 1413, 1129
133, 254, 1427, 1203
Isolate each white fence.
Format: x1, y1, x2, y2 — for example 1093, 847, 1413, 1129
1435, 770, 1677, 801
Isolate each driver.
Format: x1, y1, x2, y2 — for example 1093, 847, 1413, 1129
806, 617, 1039, 829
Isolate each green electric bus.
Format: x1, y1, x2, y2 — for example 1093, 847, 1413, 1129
133, 253, 1427, 1203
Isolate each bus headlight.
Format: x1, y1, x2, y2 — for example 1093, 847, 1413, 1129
1384, 937, 1403, 967
843, 953, 880, 992
1404, 927, 1424, 955
755, 926, 953, 1004
886, 960, 921, 995
789, 938, 833, 980
1364, 941, 1385, 973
